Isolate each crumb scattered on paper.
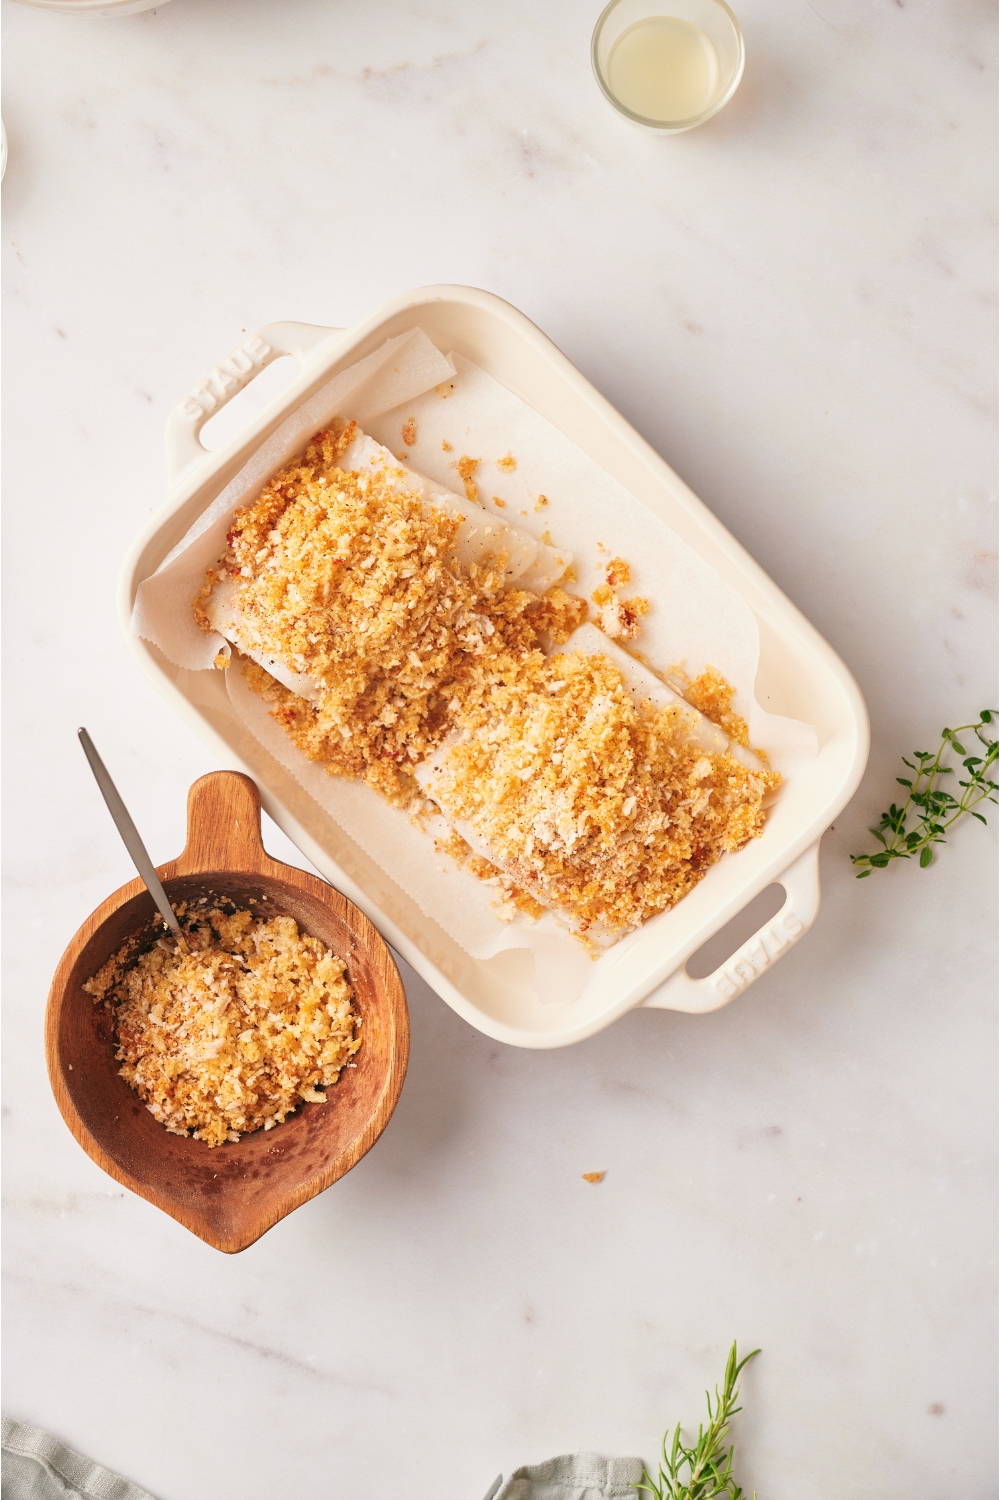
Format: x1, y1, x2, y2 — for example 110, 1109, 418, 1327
496, 454, 516, 472
582, 1171, 605, 1183
592, 583, 650, 641
456, 455, 480, 502
441, 439, 452, 451
402, 417, 417, 446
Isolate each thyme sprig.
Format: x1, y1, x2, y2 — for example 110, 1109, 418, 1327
851, 711, 998, 876
635, 1342, 759, 1500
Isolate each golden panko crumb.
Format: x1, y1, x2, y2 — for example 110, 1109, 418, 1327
582, 1171, 606, 1183
496, 454, 517, 472
605, 556, 630, 587
456, 455, 480, 502
402, 417, 417, 446
534, 495, 548, 511
684, 667, 753, 751
84, 904, 360, 1147
492, 496, 506, 508
441, 439, 453, 452
435, 382, 455, 399
591, 583, 651, 641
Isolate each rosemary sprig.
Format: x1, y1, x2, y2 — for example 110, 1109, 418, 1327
851, 711, 998, 876
635, 1342, 759, 1500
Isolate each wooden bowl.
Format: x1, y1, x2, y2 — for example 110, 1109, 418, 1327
45, 772, 409, 1253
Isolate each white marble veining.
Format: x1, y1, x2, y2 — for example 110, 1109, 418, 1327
2, 1, 996, 1496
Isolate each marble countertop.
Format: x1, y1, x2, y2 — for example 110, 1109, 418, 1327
2, 1, 996, 1496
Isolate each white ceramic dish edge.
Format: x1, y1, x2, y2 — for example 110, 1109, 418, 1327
119, 286, 869, 1048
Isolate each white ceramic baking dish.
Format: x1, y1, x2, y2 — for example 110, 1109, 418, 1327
120, 286, 868, 1048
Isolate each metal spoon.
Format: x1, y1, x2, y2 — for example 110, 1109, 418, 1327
78, 728, 188, 952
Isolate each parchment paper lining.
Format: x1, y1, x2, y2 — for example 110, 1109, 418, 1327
133, 331, 817, 1004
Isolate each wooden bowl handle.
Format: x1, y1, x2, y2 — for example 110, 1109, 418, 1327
172, 771, 273, 878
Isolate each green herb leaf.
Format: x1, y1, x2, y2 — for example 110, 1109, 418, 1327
636, 1343, 758, 1500
851, 715, 998, 875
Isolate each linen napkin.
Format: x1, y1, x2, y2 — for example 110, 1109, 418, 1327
2, 1419, 642, 1500
490, 1452, 644, 1500
0, 1419, 157, 1500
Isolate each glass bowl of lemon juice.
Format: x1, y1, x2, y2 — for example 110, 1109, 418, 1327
592, 0, 744, 132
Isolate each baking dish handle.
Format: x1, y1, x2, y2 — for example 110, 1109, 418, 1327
165, 321, 343, 486
640, 842, 821, 1014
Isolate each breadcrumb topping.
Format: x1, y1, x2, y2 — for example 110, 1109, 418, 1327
195, 424, 778, 943
424, 650, 778, 937
195, 424, 586, 808
84, 903, 360, 1147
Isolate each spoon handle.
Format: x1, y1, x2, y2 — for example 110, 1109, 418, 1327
78, 728, 186, 948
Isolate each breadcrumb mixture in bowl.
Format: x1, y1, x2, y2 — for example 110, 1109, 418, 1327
85, 901, 361, 1148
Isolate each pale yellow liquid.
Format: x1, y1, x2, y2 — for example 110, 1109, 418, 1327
607, 16, 719, 122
